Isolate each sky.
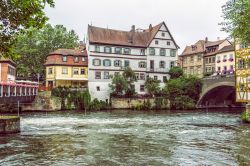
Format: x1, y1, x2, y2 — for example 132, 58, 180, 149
45, 0, 229, 53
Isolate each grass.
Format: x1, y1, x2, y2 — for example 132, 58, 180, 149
0, 115, 20, 119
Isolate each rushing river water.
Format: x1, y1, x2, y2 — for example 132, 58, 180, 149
0, 110, 250, 166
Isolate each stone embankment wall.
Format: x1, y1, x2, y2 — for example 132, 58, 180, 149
0, 116, 20, 134
22, 91, 61, 111
111, 97, 156, 109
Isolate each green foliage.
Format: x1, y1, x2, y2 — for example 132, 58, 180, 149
67, 90, 91, 111
143, 99, 152, 111
145, 77, 161, 96
0, 0, 55, 57
12, 24, 79, 79
123, 67, 137, 96
169, 66, 183, 79
220, 0, 250, 45
89, 98, 108, 111
109, 73, 128, 96
165, 76, 202, 109
241, 110, 250, 123
51, 86, 69, 110
133, 102, 143, 111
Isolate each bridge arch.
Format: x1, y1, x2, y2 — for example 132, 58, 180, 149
197, 81, 237, 108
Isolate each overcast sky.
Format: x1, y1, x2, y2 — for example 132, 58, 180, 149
45, 0, 229, 53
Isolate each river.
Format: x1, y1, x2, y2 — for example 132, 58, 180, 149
0, 110, 249, 166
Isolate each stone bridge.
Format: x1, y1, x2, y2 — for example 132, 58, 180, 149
197, 75, 242, 108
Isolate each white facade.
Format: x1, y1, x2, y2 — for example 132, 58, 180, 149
87, 23, 178, 102
215, 50, 235, 75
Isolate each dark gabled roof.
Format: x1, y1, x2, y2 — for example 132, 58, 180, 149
88, 22, 179, 48
217, 45, 234, 54
48, 46, 87, 57
180, 40, 205, 56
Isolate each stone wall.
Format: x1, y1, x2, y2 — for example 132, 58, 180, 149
0, 116, 20, 134
111, 97, 156, 109
22, 91, 61, 111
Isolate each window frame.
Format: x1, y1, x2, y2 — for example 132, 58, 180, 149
73, 68, 79, 75
103, 59, 111, 67
115, 47, 122, 54
159, 61, 165, 68
62, 56, 67, 62
74, 56, 79, 63
48, 68, 53, 75
80, 68, 85, 75
138, 61, 146, 68
62, 67, 68, 74
123, 48, 131, 55
104, 71, 110, 79
170, 49, 176, 57
160, 48, 166, 56
95, 71, 101, 79
124, 60, 130, 67
93, 59, 101, 66
95, 45, 100, 52
104, 46, 112, 53
149, 47, 155, 55
114, 60, 122, 67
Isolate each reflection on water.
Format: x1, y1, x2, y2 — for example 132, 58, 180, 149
0, 110, 249, 166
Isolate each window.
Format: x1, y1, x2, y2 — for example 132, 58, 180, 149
124, 60, 130, 67
212, 57, 216, 63
190, 56, 194, 62
160, 48, 166, 56
96, 86, 100, 91
48, 68, 53, 74
138, 62, 146, 68
95, 71, 101, 79
205, 58, 209, 64
223, 55, 227, 60
238, 59, 244, 69
104, 46, 112, 53
7, 66, 15, 76
149, 48, 155, 55
191, 45, 197, 51
163, 76, 167, 82
114, 72, 120, 75
197, 55, 202, 61
140, 49, 145, 55
155, 40, 159, 45
124, 48, 131, 54
62, 68, 68, 74
140, 73, 145, 80
223, 66, 227, 71
154, 76, 158, 80
73, 68, 79, 75
140, 85, 145, 92
104, 72, 109, 79
218, 67, 221, 71
62, 56, 67, 62
95, 45, 100, 52
135, 73, 139, 80
190, 67, 194, 74
80, 69, 85, 75
114, 60, 122, 67
93, 59, 101, 66
159, 61, 165, 68
115, 47, 122, 54
82, 57, 85, 62
167, 41, 170, 45
103, 59, 111, 67
74, 56, 79, 63
229, 54, 233, 59
161, 32, 165, 37
170, 61, 175, 68
230, 65, 234, 70
170, 50, 176, 57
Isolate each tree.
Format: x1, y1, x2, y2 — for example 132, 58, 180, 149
12, 24, 79, 79
145, 77, 160, 96
109, 73, 128, 96
169, 66, 183, 79
0, 0, 55, 57
220, 0, 250, 45
51, 86, 70, 110
164, 76, 202, 109
122, 67, 137, 96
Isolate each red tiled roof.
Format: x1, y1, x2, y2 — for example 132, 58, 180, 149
88, 22, 179, 48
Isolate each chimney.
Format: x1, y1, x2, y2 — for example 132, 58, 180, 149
149, 24, 153, 31
205, 37, 208, 43
131, 25, 135, 32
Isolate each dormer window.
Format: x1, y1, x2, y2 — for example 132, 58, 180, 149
191, 45, 197, 51
155, 40, 159, 45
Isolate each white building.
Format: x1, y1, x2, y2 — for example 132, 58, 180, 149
215, 45, 235, 75
87, 22, 179, 102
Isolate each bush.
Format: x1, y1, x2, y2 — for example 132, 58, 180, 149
241, 110, 250, 123
142, 99, 152, 111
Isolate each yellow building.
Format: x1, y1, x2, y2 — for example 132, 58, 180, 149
44, 47, 88, 88
235, 42, 250, 102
